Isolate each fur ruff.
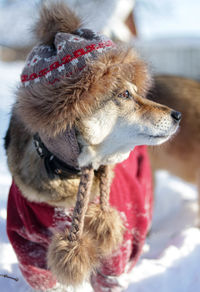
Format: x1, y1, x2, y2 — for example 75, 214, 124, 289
16, 0, 151, 137
47, 231, 99, 286
84, 203, 125, 256
17, 49, 151, 137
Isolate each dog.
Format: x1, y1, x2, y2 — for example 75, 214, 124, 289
4, 2, 181, 291
147, 75, 200, 224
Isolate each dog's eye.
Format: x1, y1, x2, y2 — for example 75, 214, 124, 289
118, 90, 131, 99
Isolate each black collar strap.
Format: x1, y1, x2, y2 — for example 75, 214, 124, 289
33, 133, 81, 179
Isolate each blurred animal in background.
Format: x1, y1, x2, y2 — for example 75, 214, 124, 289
148, 75, 200, 224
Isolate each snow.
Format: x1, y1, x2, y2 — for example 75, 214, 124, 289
0, 0, 38, 48
134, 0, 200, 40
0, 0, 133, 48
0, 61, 199, 292
125, 228, 200, 292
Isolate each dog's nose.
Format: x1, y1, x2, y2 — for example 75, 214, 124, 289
171, 110, 182, 122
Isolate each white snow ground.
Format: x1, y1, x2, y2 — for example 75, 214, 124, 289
0, 61, 199, 292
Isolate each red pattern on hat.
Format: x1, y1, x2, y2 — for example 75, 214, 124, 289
21, 38, 115, 85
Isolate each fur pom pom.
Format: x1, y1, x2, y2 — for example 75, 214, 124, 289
34, 1, 81, 45
47, 231, 99, 286
84, 204, 125, 256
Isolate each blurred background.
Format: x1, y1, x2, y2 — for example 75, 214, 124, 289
0, 0, 200, 79
0, 1, 200, 291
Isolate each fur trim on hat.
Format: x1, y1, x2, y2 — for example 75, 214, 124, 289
34, 1, 81, 45
16, 48, 151, 136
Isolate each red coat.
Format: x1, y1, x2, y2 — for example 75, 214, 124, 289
7, 146, 152, 291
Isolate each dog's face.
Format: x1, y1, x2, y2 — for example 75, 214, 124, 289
77, 81, 180, 169
16, 46, 181, 170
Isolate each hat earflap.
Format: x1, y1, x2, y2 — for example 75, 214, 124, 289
47, 165, 99, 286
47, 165, 125, 286
84, 165, 125, 256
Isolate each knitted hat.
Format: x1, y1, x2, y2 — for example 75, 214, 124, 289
21, 29, 115, 87
16, 1, 150, 287
20, 28, 115, 168
20, 11, 114, 168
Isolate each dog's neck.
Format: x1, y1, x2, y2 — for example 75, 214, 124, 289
77, 134, 131, 170
39, 127, 80, 169
78, 145, 130, 169
35, 123, 132, 174
33, 133, 81, 179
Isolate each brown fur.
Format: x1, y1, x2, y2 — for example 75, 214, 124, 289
84, 203, 125, 256
148, 75, 200, 221
17, 2, 151, 137
16, 48, 151, 137
47, 231, 99, 286
34, 1, 81, 45
5, 109, 100, 207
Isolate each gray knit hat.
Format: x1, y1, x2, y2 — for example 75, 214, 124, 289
20, 23, 115, 168
21, 29, 115, 87
21, 28, 115, 168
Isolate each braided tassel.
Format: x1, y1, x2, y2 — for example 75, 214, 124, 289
47, 166, 99, 286
84, 165, 125, 257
